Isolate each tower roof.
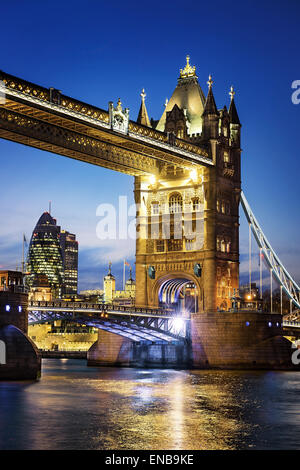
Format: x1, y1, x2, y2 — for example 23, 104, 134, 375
202, 76, 218, 116
35, 211, 57, 228
156, 55, 206, 135
137, 89, 151, 127
104, 262, 115, 280
228, 86, 241, 125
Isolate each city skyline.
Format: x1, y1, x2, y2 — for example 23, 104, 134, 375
1, 0, 300, 292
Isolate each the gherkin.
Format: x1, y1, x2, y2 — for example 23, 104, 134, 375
26, 212, 64, 297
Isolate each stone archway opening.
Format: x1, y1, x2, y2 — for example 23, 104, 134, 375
158, 278, 198, 314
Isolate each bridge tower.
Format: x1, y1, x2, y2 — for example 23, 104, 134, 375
135, 58, 241, 313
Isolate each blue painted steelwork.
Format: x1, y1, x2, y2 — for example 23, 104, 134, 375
241, 191, 300, 310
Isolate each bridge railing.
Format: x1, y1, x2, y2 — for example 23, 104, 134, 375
28, 301, 173, 316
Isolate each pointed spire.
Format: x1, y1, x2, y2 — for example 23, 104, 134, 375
202, 75, 218, 116
137, 88, 151, 127
228, 86, 241, 125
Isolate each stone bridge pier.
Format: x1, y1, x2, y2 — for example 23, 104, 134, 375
0, 291, 41, 380
87, 329, 191, 368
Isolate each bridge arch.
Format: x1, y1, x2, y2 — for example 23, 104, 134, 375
152, 273, 202, 313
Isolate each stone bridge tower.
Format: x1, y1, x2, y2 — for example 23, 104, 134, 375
134, 57, 241, 313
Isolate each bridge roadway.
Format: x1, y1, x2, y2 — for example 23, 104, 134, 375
0, 71, 212, 176
28, 300, 189, 343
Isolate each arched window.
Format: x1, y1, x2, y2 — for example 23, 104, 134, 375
151, 202, 160, 215
169, 193, 183, 214
192, 198, 200, 212
223, 151, 230, 163
177, 128, 184, 138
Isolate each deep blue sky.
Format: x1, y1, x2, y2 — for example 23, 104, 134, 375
0, 0, 299, 290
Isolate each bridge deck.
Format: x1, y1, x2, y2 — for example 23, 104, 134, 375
0, 71, 212, 175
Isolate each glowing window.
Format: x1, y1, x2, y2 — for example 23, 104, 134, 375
169, 193, 183, 214
5, 305, 10, 312
151, 202, 160, 215
224, 152, 230, 163
192, 198, 200, 211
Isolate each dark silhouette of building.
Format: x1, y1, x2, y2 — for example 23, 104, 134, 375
60, 230, 78, 295
0, 270, 24, 292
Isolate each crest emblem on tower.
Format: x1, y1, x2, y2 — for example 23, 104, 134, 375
109, 98, 129, 134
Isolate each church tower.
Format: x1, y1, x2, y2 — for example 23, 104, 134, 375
103, 263, 116, 303
135, 56, 241, 312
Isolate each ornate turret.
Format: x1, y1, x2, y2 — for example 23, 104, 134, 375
228, 86, 241, 126
103, 262, 115, 303
156, 55, 205, 136
125, 267, 135, 299
137, 89, 151, 127
228, 86, 241, 147
201, 75, 219, 139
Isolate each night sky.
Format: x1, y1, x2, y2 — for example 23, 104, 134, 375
0, 0, 299, 291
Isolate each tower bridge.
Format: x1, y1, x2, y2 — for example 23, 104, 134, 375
1, 56, 299, 372
28, 300, 188, 343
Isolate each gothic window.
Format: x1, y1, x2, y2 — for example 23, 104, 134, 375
177, 128, 184, 139
167, 239, 183, 252
192, 198, 200, 211
216, 200, 220, 212
221, 201, 226, 214
221, 239, 226, 252
169, 193, 183, 214
156, 240, 165, 252
223, 152, 230, 163
185, 239, 195, 251
151, 202, 160, 215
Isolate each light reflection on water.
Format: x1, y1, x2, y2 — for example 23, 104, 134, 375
0, 359, 299, 450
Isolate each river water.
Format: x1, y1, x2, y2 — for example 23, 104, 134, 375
0, 359, 299, 450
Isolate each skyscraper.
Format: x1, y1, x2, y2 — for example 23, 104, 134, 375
26, 212, 64, 297
60, 230, 78, 295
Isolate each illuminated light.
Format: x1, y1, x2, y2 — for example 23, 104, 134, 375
172, 317, 184, 331
190, 168, 198, 182
268, 322, 272, 327
245, 321, 250, 326
149, 175, 156, 185
247, 295, 252, 300
18, 306, 22, 313
5, 305, 10, 312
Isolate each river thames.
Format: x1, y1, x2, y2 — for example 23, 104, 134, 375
0, 359, 299, 450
